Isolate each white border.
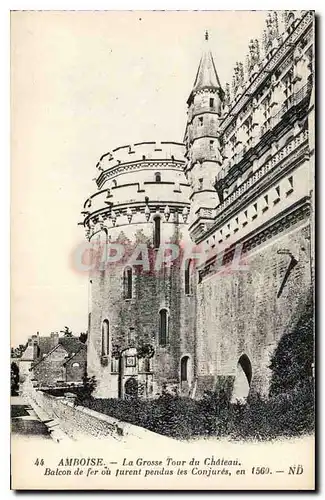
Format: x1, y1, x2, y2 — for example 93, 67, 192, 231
2, 2, 323, 499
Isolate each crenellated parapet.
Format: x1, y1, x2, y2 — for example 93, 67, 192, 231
81, 141, 190, 240
95, 141, 185, 187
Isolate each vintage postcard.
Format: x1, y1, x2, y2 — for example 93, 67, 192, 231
11, 10, 315, 490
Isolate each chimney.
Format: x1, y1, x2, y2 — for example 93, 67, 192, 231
27, 337, 32, 346
50, 332, 59, 348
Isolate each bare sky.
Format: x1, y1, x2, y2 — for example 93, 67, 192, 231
11, 10, 268, 345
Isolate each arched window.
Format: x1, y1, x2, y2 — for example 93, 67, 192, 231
101, 320, 109, 356
72, 362, 80, 368
185, 259, 193, 295
159, 309, 168, 346
181, 356, 189, 382
123, 267, 133, 299
155, 172, 161, 182
153, 216, 161, 249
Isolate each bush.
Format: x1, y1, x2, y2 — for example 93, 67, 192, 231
81, 390, 234, 440
42, 375, 97, 403
269, 294, 314, 396
76, 375, 97, 404
226, 382, 314, 441
11, 362, 19, 396
79, 380, 314, 441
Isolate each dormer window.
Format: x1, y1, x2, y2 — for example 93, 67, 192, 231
155, 172, 161, 182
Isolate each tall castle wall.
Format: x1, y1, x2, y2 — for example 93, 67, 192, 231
184, 10, 314, 399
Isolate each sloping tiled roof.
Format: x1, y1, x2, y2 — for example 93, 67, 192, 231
20, 344, 34, 361
59, 337, 86, 357
37, 336, 85, 357
38, 337, 53, 358
31, 336, 86, 369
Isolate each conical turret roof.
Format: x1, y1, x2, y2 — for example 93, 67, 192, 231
192, 48, 221, 92
188, 32, 222, 103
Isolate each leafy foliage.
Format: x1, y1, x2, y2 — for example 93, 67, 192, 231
11, 344, 26, 358
44, 375, 97, 404
11, 362, 19, 396
269, 295, 314, 396
61, 326, 73, 337
79, 332, 88, 344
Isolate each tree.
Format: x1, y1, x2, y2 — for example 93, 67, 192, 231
11, 362, 19, 396
269, 294, 314, 396
61, 326, 73, 337
76, 374, 97, 404
79, 332, 88, 344
11, 344, 27, 358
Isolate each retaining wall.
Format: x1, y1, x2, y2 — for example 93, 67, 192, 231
29, 389, 167, 442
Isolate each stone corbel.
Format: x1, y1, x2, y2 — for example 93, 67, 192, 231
248, 203, 258, 221
164, 205, 170, 222
126, 207, 133, 224
238, 211, 248, 227
98, 215, 105, 230
111, 210, 117, 226
144, 204, 151, 222
182, 207, 189, 224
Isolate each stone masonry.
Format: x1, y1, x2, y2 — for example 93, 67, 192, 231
81, 11, 314, 400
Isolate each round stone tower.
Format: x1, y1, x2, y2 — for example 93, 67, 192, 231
81, 141, 196, 398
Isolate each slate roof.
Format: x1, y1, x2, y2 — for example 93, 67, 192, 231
20, 344, 35, 361
31, 336, 86, 369
192, 49, 221, 93
58, 337, 86, 357
38, 337, 53, 358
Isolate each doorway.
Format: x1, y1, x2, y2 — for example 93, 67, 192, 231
231, 354, 252, 404
124, 377, 138, 399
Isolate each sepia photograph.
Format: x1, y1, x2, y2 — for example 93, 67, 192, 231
10, 9, 315, 490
